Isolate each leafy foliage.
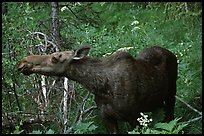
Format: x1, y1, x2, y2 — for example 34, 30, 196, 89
11, 121, 24, 134
128, 117, 188, 134
2, 2, 201, 134
71, 121, 98, 134
31, 129, 55, 134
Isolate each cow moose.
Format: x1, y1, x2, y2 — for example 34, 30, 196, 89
17, 45, 178, 134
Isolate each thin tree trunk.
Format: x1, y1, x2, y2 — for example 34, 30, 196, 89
63, 77, 68, 133
41, 75, 47, 121
51, 2, 69, 133
51, 2, 60, 50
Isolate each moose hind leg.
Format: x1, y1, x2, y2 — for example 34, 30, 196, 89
164, 58, 177, 121
164, 95, 175, 121
164, 81, 176, 121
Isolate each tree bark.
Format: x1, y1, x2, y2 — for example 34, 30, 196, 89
51, 2, 60, 51
51, 2, 69, 133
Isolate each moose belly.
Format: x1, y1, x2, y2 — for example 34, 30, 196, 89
111, 88, 167, 117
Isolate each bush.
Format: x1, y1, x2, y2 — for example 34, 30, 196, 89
128, 113, 188, 134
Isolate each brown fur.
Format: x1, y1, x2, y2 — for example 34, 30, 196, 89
18, 45, 177, 134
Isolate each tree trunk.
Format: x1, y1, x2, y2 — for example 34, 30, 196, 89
51, 2, 60, 51
51, 2, 69, 133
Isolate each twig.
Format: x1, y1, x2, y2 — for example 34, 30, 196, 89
67, 6, 80, 21
175, 95, 202, 116
2, 51, 13, 55
83, 106, 97, 116
74, 91, 90, 124
26, 31, 58, 52
177, 116, 202, 125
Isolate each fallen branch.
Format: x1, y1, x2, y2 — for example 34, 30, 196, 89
177, 116, 202, 125
175, 95, 202, 116
175, 95, 202, 126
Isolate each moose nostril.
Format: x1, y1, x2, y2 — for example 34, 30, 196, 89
18, 64, 28, 71
59, 54, 62, 58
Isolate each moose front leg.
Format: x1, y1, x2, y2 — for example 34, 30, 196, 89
103, 117, 119, 134
127, 113, 140, 131
100, 104, 119, 134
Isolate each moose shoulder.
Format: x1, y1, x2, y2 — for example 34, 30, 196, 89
18, 45, 178, 134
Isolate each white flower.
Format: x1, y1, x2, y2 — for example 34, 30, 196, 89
144, 114, 148, 118
131, 20, 139, 25
137, 112, 153, 127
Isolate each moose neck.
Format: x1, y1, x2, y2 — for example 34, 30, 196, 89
66, 57, 108, 94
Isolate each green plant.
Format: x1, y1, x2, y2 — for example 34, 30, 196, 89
153, 118, 188, 134
2, 2, 201, 134
11, 121, 24, 134
72, 121, 98, 134
128, 117, 188, 134
31, 129, 55, 134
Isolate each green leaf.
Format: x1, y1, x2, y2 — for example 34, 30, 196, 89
143, 128, 151, 134
128, 129, 140, 134
154, 118, 181, 132
73, 121, 97, 134
13, 130, 24, 134
45, 129, 55, 134
88, 124, 98, 131
173, 123, 188, 134
154, 122, 172, 131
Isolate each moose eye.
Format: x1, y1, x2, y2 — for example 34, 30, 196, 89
59, 54, 62, 58
52, 56, 58, 63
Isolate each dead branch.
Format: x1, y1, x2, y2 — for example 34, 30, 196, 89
177, 116, 202, 125
175, 95, 202, 125
83, 106, 97, 117
25, 31, 58, 54
175, 95, 202, 116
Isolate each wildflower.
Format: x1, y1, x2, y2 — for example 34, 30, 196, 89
137, 112, 153, 127
131, 20, 139, 25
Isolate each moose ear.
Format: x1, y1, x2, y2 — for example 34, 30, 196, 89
73, 45, 91, 60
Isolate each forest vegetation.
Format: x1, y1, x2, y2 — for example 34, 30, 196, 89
2, 2, 202, 134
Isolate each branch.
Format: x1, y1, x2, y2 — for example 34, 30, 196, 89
175, 95, 202, 116
177, 116, 202, 125
2, 51, 13, 55
26, 31, 58, 52
83, 106, 97, 116
74, 91, 90, 124
67, 6, 80, 21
